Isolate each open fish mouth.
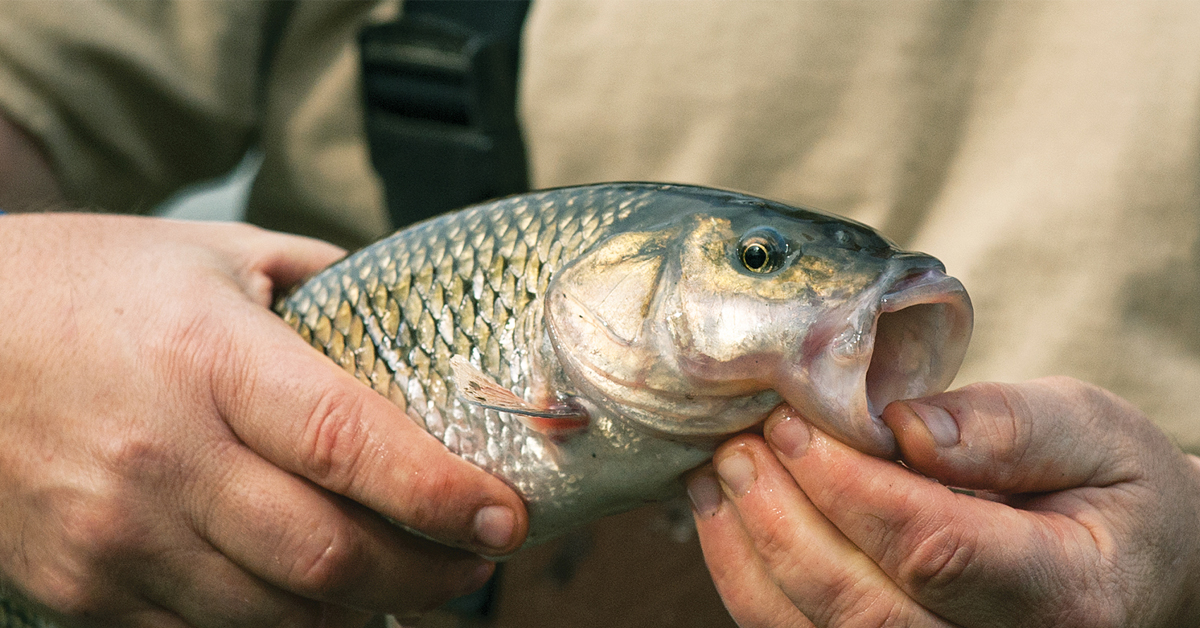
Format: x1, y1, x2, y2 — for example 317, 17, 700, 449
789, 261, 973, 458
866, 267, 974, 418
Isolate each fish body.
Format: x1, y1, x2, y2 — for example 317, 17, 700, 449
276, 183, 973, 545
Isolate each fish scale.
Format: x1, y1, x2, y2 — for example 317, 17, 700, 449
279, 186, 647, 494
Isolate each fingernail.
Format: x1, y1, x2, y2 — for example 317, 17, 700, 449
687, 471, 722, 517
767, 414, 811, 459
716, 450, 757, 496
473, 505, 515, 551
909, 402, 959, 447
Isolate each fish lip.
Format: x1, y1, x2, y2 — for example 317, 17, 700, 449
880, 266, 964, 312
784, 259, 973, 459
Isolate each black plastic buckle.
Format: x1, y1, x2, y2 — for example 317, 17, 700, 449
360, 1, 530, 229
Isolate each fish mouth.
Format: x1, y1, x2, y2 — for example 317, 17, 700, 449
786, 261, 973, 458
867, 267, 973, 416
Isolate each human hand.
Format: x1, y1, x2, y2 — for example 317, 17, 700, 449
0, 214, 528, 627
688, 377, 1200, 627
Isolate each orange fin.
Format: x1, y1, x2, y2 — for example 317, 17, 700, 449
449, 356, 589, 438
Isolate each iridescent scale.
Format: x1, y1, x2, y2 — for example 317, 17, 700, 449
277, 187, 651, 496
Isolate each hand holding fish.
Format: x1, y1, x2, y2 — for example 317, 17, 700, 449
690, 378, 1200, 627
0, 214, 527, 626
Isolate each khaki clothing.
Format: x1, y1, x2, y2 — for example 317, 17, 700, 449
0, 0, 390, 248
521, 1, 1200, 457
2, 1, 1200, 626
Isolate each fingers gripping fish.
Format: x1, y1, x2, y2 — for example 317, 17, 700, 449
276, 183, 973, 546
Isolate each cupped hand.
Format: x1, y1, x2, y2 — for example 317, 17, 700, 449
689, 377, 1200, 628
0, 214, 528, 627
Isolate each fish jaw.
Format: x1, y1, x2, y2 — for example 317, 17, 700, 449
777, 260, 973, 458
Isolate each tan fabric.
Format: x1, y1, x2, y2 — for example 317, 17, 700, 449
521, 0, 1200, 455
0, 1, 264, 211
245, 0, 394, 248
0, 0, 393, 248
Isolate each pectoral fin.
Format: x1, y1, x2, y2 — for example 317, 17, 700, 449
450, 355, 589, 438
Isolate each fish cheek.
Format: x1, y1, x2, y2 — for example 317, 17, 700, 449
544, 231, 671, 389
668, 223, 815, 382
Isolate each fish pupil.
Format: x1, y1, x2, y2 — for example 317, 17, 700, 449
743, 243, 769, 271
737, 227, 788, 273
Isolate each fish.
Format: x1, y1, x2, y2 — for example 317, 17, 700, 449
0, 182, 972, 628
275, 182, 973, 546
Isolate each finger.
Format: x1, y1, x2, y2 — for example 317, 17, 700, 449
187, 438, 495, 615
210, 314, 529, 556
710, 432, 953, 628
881, 377, 1162, 493
687, 467, 815, 628
136, 542, 332, 627
764, 406, 1100, 625
196, 223, 348, 306
240, 228, 347, 288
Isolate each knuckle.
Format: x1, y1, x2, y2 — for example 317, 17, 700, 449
101, 435, 179, 489
298, 385, 371, 491
1070, 378, 1141, 425
1038, 591, 1125, 628
60, 496, 140, 563
392, 469, 457, 532
818, 574, 910, 628
20, 485, 146, 618
1029, 375, 1136, 425
750, 511, 800, 569
1052, 569, 1129, 628
959, 381, 1036, 469
150, 304, 232, 400
1068, 603, 1126, 628
283, 525, 367, 598
24, 523, 124, 619
893, 520, 975, 594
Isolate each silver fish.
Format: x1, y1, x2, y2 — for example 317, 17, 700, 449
276, 183, 973, 545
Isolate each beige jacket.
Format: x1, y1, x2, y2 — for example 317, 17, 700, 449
1, 2, 1198, 625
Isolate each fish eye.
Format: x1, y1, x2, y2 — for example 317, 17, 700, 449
737, 227, 788, 274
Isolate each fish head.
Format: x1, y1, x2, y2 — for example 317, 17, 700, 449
665, 209, 973, 458
545, 186, 972, 458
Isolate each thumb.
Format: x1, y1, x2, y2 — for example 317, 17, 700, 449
211, 309, 530, 556
882, 376, 1154, 494
244, 231, 347, 290
188, 222, 348, 307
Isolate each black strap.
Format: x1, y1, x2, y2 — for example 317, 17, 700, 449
360, 0, 532, 229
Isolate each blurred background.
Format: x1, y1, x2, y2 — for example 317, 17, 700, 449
155, 152, 259, 222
